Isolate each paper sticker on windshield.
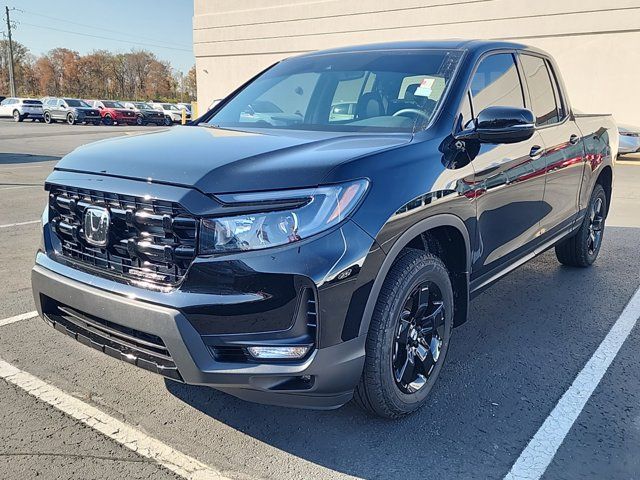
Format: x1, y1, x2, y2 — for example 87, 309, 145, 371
415, 78, 435, 97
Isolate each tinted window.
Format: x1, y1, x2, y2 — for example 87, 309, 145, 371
470, 53, 524, 114
64, 99, 90, 107
520, 54, 559, 126
23, 100, 42, 105
546, 61, 566, 120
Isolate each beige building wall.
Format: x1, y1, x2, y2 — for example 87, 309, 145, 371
194, 0, 640, 124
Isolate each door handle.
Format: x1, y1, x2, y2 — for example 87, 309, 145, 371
529, 145, 544, 160
569, 134, 580, 145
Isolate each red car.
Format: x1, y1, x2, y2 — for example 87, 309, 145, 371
87, 100, 138, 126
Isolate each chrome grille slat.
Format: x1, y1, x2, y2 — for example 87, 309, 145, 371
49, 184, 197, 288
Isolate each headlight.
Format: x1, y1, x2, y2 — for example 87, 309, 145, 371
199, 179, 369, 254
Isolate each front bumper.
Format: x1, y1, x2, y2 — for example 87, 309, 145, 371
32, 216, 375, 409
76, 114, 102, 122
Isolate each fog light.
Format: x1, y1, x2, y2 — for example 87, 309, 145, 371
247, 345, 311, 359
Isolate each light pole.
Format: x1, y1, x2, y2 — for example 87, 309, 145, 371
5, 6, 16, 97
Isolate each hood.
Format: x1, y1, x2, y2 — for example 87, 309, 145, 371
55, 126, 411, 193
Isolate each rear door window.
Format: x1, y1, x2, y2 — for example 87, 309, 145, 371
470, 53, 524, 114
519, 54, 560, 126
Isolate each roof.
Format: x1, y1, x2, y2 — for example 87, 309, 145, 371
295, 39, 532, 58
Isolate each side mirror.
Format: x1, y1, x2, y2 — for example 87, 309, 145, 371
457, 106, 535, 144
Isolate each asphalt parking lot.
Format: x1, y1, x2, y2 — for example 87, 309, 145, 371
0, 119, 639, 480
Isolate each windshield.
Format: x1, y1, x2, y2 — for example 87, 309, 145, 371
65, 99, 90, 108
134, 102, 151, 109
162, 104, 179, 110
205, 49, 463, 133
103, 101, 123, 108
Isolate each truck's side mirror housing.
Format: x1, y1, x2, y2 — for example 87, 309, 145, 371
456, 106, 535, 144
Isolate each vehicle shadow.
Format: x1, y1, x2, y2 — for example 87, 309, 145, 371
0, 152, 60, 165
165, 227, 640, 479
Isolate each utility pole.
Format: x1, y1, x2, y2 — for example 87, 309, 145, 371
5, 6, 16, 97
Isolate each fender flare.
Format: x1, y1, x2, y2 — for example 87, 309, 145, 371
358, 213, 471, 337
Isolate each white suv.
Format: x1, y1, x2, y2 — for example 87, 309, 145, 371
0, 98, 44, 122
149, 102, 191, 125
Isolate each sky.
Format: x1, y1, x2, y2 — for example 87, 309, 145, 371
3, 0, 195, 72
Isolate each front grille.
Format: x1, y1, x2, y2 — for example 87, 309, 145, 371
42, 298, 182, 381
211, 346, 249, 363
48, 184, 197, 289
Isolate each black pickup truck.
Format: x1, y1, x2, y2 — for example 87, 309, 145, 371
32, 40, 617, 418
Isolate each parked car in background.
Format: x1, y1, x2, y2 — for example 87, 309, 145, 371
122, 101, 167, 126
618, 123, 640, 155
33, 40, 617, 418
149, 102, 190, 125
42, 98, 102, 125
177, 102, 192, 114
0, 97, 44, 122
86, 100, 138, 126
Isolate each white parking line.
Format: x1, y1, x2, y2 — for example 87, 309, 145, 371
0, 311, 38, 327
0, 220, 40, 229
0, 357, 230, 480
505, 286, 640, 480
0, 185, 41, 191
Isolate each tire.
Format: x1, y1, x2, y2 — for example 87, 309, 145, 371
13, 110, 23, 122
103, 115, 113, 126
354, 249, 454, 418
66, 113, 76, 125
136, 115, 144, 126
92, 120, 101, 126
44, 112, 52, 124
163, 116, 172, 126
555, 183, 607, 267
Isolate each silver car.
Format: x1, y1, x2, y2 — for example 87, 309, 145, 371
0, 97, 44, 122
618, 123, 640, 155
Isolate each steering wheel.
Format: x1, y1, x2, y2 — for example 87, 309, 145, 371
392, 108, 430, 119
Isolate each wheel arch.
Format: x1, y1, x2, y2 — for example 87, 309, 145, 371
359, 214, 471, 338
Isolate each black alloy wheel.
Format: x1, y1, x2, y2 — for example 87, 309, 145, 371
354, 249, 454, 418
103, 115, 114, 126
587, 195, 605, 256
392, 281, 446, 394
163, 115, 172, 126
555, 183, 607, 267
136, 115, 144, 126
